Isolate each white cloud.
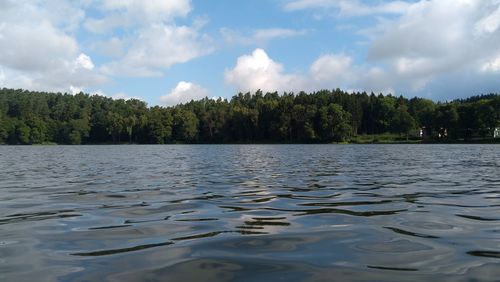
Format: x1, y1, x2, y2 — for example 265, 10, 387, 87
43, 0, 86, 32
92, 37, 126, 58
0, 64, 106, 94
310, 54, 353, 84
221, 27, 307, 45
284, 0, 411, 17
84, 15, 123, 35
475, 4, 500, 34
482, 55, 500, 72
2, 0, 498, 101
86, 0, 212, 77
160, 81, 209, 106
282, 0, 500, 95
111, 92, 140, 100
225, 49, 306, 93
84, 0, 192, 33
69, 85, 83, 94
0, 0, 86, 32
226, 49, 396, 94
0, 68, 5, 85
101, 0, 191, 18
93, 89, 141, 100
0, 1, 106, 93
0, 0, 211, 95
309, 54, 395, 93
101, 24, 213, 76
0, 21, 78, 72
74, 53, 95, 70
253, 28, 307, 41
365, 0, 500, 91
368, 1, 477, 61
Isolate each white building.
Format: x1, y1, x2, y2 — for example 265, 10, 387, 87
494, 127, 500, 138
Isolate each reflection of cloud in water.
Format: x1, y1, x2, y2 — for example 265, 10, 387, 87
106, 257, 500, 282
2, 145, 500, 280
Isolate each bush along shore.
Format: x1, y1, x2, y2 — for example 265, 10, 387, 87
0, 88, 498, 145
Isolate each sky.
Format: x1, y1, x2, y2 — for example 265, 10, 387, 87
0, 0, 499, 106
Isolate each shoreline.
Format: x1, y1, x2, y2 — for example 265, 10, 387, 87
2, 140, 499, 146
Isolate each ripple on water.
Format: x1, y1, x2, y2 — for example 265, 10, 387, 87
0, 144, 499, 281
356, 239, 433, 253
400, 221, 456, 230
467, 251, 500, 259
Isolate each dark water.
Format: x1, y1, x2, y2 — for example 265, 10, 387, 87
0, 145, 499, 281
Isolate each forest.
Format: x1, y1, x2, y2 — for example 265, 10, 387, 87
0, 88, 498, 144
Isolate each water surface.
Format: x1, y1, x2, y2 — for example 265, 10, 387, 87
0, 145, 499, 281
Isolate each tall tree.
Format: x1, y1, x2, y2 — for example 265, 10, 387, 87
391, 105, 416, 140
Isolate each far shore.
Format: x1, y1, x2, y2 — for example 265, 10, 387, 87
2, 137, 499, 146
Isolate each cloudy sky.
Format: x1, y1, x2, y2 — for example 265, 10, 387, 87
0, 0, 499, 106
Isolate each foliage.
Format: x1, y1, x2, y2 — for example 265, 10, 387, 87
0, 88, 498, 144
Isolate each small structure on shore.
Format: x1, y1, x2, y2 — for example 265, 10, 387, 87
438, 128, 448, 139
494, 127, 500, 138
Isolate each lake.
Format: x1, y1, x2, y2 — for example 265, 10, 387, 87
0, 145, 499, 281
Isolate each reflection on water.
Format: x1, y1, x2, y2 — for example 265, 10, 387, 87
0, 144, 499, 281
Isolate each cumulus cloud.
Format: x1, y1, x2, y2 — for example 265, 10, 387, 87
85, 0, 212, 77
74, 53, 95, 71
0, 1, 105, 93
482, 55, 500, 73
91, 37, 126, 58
221, 27, 307, 45
368, 1, 476, 61
226, 49, 397, 94
283, 0, 500, 96
475, 4, 500, 34
310, 54, 354, 86
284, 0, 411, 17
365, 0, 500, 91
0, 0, 86, 32
101, 24, 213, 76
111, 92, 140, 100
225, 49, 307, 93
84, 0, 192, 33
0, 69, 5, 85
0, 0, 210, 94
309, 53, 397, 93
0, 21, 77, 72
92, 89, 142, 101
160, 81, 209, 106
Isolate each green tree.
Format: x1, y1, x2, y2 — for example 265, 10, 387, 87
145, 107, 173, 144
318, 103, 352, 142
408, 98, 435, 134
391, 105, 416, 140
16, 121, 31, 144
173, 109, 199, 142
291, 104, 316, 142
372, 95, 396, 133
123, 116, 137, 143
435, 104, 459, 139
68, 118, 90, 144
0, 88, 498, 144
0, 113, 8, 143
27, 117, 47, 144
106, 112, 124, 143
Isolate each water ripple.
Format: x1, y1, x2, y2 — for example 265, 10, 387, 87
0, 144, 499, 281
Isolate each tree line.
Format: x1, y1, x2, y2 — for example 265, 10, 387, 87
0, 88, 498, 144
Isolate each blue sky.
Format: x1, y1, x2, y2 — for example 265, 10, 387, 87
0, 0, 499, 106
